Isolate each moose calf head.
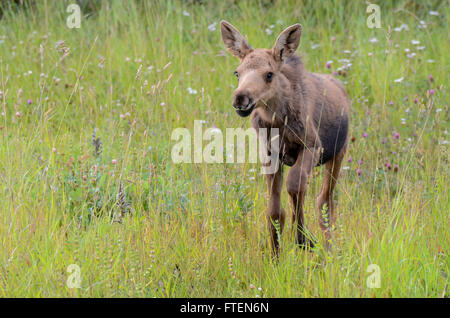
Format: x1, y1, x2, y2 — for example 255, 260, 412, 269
220, 20, 302, 117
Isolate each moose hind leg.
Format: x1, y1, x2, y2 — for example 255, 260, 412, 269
316, 143, 346, 249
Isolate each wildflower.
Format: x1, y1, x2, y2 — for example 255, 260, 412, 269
430, 89, 435, 95
386, 163, 391, 170
394, 132, 400, 139
394, 77, 404, 83
347, 156, 352, 163
326, 61, 332, 69
27, 99, 32, 104
429, 75, 434, 82
356, 168, 362, 176
389, 101, 394, 106
249, 284, 255, 289
208, 22, 217, 32
394, 165, 399, 172
52, 147, 57, 153
112, 159, 118, 165
394, 24, 409, 32
363, 132, 367, 138
187, 87, 197, 95
357, 159, 362, 165
382, 138, 386, 144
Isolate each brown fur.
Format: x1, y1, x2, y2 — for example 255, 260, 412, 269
221, 21, 350, 255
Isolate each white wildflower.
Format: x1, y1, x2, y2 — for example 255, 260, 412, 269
208, 22, 217, 32
187, 87, 197, 95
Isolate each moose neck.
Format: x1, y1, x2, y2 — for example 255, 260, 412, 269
255, 75, 296, 127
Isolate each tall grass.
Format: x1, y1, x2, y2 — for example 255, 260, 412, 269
0, 0, 448, 297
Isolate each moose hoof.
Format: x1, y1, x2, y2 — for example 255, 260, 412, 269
297, 234, 316, 251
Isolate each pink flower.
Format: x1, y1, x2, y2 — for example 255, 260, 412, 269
363, 132, 367, 138
430, 89, 435, 95
27, 99, 32, 104
394, 132, 400, 139
356, 168, 362, 176
429, 75, 434, 82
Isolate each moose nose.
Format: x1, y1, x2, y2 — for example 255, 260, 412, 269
233, 92, 253, 110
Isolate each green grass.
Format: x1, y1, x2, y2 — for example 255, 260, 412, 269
0, 0, 448, 297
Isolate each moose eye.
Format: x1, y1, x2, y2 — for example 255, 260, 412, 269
233, 71, 239, 79
265, 72, 274, 82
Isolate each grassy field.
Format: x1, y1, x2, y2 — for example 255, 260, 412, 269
0, 0, 448, 297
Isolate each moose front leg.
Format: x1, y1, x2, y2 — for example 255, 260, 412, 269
286, 147, 319, 250
265, 165, 285, 257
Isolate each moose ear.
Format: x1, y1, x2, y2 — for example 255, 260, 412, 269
272, 23, 302, 62
220, 20, 253, 59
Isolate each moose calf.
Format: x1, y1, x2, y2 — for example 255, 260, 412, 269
220, 21, 350, 255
